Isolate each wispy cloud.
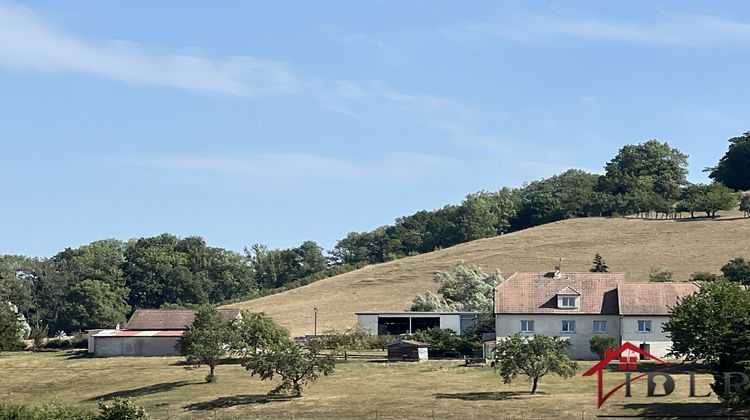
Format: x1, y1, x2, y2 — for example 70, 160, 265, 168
0, 2, 302, 95
129, 152, 465, 186
460, 12, 750, 47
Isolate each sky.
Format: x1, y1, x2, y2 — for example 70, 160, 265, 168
1, 1, 749, 257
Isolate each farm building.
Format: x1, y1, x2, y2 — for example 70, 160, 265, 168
386, 340, 430, 361
355, 311, 480, 336
89, 309, 241, 357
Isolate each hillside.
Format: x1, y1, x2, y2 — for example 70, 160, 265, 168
224, 212, 750, 335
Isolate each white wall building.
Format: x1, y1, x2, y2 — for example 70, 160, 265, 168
494, 272, 698, 360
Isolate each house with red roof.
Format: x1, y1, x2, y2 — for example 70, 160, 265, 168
493, 271, 698, 360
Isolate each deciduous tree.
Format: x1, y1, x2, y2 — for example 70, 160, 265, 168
707, 132, 750, 191
492, 334, 578, 394
721, 257, 750, 285
64, 280, 130, 331
177, 306, 232, 383
411, 264, 504, 312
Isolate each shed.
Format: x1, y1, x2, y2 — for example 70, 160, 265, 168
385, 340, 430, 362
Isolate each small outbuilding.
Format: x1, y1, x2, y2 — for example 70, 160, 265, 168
386, 340, 430, 362
90, 309, 241, 357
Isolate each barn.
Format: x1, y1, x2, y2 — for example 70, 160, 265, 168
90, 309, 241, 357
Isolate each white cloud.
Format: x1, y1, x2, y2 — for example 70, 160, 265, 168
129, 152, 464, 186
460, 12, 750, 47
0, 1, 301, 95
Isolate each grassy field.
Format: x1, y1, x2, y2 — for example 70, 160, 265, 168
0, 351, 738, 419
225, 212, 750, 335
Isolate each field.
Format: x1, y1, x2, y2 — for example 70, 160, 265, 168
225, 212, 750, 335
0, 351, 737, 419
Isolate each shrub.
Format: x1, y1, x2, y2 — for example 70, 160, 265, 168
649, 268, 674, 282
98, 398, 149, 420
71, 334, 88, 349
590, 336, 617, 359
0, 402, 95, 419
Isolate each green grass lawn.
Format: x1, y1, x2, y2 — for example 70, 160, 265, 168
0, 351, 739, 419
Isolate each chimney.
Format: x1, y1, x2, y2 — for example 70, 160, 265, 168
554, 258, 562, 279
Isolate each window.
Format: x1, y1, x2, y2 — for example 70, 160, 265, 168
560, 296, 577, 308
520, 320, 534, 332
562, 320, 576, 333
593, 320, 607, 333
637, 320, 652, 333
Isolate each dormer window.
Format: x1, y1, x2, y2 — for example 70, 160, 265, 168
556, 286, 580, 309
560, 296, 577, 308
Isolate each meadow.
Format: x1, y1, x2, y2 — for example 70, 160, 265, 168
0, 351, 736, 419
225, 212, 750, 335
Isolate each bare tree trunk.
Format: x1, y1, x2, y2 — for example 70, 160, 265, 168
531, 377, 539, 394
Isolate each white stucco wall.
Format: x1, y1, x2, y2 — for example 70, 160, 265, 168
496, 314, 620, 360
355, 313, 468, 335
621, 315, 673, 359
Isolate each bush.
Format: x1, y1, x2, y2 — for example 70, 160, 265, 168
43, 338, 73, 350
71, 334, 89, 349
0, 402, 95, 419
98, 398, 149, 420
649, 268, 674, 282
590, 335, 617, 359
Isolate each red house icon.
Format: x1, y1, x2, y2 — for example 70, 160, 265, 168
582, 342, 672, 408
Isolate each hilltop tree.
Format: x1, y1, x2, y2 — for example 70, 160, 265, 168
589, 254, 609, 273
177, 306, 232, 383
515, 170, 600, 228
721, 258, 750, 285
707, 132, 750, 191
599, 140, 689, 200
411, 264, 504, 313
492, 334, 578, 394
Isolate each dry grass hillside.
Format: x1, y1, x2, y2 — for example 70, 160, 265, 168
225, 211, 750, 335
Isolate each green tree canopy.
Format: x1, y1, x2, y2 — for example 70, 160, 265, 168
0, 303, 23, 351
721, 257, 750, 285
229, 311, 290, 358
177, 305, 232, 383
600, 140, 689, 200
707, 132, 750, 191
492, 334, 578, 394
64, 280, 130, 331
244, 340, 336, 397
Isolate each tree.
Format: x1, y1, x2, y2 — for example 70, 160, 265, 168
689, 271, 722, 282
721, 257, 750, 285
244, 340, 336, 397
177, 306, 232, 383
707, 132, 750, 191
317, 327, 370, 361
98, 397, 150, 420
229, 311, 290, 358
741, 195, 750, 218
410, 264, 504, 312
664, 280, 750, 405
589, 253, 609, 273
589, 336, 616, 359
64, 280, 130, 331
515, 170, 600, 228
695, 183, 737, 218
0, 302, 23, 351
600, 140, 689, 200
492, 334, 578, 394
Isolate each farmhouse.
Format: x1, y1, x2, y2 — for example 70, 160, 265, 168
89, 309, 241, 357
494, 271, 698, 360
355, 311, 480, 336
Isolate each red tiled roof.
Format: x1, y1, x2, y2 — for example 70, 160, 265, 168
617, 283, 699, 315
123, 309, 241, 330
494, 272, 625, 315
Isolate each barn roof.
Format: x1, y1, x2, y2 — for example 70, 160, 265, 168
123, 309, 241, 330
494, 272, 624, 315
617, 283, 699, 315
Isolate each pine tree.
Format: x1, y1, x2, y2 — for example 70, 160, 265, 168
589, 253, 609, 273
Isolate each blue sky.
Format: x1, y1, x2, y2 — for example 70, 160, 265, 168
1, 1, 749, 257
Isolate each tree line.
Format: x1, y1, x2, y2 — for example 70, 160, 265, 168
2, 133, 749, 337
